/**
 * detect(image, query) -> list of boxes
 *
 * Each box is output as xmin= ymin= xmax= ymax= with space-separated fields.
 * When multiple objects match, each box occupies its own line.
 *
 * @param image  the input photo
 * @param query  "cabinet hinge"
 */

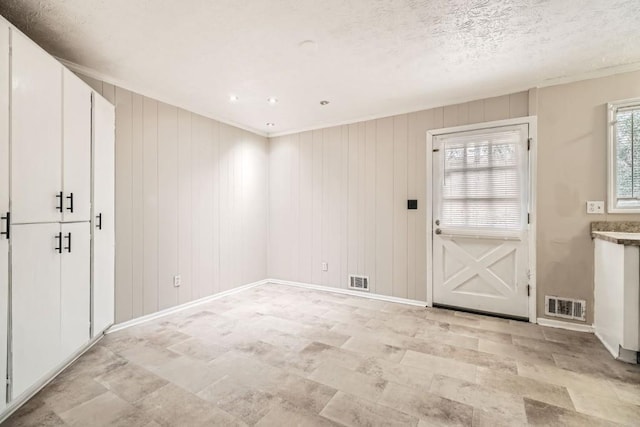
xmin=432 ymin=148 xmax=440 ymax=152
xmin=527 ymin=138 xmax=532 ymax=151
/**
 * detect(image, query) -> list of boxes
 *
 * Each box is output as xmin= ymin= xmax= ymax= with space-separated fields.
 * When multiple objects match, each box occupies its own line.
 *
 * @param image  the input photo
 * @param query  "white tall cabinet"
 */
xmin=92 ymin=94 xmax=116 ymax=336
xmin=0 ymin=18 xmax=10 ymax=413
xmin=0 ymin=16 xmax=115 ymax=416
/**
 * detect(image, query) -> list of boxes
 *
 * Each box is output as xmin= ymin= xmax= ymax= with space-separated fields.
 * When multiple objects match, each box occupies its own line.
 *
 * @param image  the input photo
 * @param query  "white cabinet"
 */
xmin=11 ymin=31 xmax=63 ymax=224
xmin=63 ymin=69 xmax=92 ymax=223
xmin=11 ymin=223 xmax=63 ymax=399
xmin=61 ymin=222 xmax=91 ymax=357
xmin=0 ymin=17 xmax=9 ymax=413
xmin=594 ymin=236 xmax=640 ymax=363
xmin=91 ymin=93 xmax=116 ymax=335
xmin=0 ymin=19 xmax=115 ymax=412
xmin=11 ymin=222 xmax=91 ymax=399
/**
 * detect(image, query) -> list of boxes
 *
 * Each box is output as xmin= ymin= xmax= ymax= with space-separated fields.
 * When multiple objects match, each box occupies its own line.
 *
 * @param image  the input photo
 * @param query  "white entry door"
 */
xmin=432 ymin=124 xmax=530 ymax=319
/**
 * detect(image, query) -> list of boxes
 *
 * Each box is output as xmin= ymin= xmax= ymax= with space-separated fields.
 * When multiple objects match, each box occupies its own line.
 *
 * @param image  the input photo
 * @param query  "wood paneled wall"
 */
xmin=78 ymin=74 xmax=268 ymax=323
xmin=269 ymin=92 xmax=529 ymax=301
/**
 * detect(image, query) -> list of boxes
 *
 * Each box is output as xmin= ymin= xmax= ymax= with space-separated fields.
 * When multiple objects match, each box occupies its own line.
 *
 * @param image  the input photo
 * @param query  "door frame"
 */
xmin=426 ymin=116 xmax=538 ymax=323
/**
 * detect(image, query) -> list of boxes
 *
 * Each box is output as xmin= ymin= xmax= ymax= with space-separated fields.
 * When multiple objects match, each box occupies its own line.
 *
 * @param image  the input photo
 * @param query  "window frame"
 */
xmin=608 ymin=98 xmax=640 ymax=213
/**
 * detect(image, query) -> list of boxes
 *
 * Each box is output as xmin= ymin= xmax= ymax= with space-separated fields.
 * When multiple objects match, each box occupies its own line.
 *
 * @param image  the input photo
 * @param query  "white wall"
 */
xmin=268 ymin=92 xmax=529 ymax=301
xmin=79 ymin=75 xmax=268 ymax=324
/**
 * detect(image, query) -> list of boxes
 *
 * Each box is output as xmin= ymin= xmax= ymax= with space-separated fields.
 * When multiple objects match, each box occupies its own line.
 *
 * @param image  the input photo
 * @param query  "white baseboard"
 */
xmin=595 ymin=331 xmax=619 ymax=359
xmin=0 ymin=333 xmax=104 ymax=424
xmin=537 ymin=317 xmax=594 ymax=333
xmin=107 ymin=279 xmax=268 ymax=334
xmin=266 ymin=278 xmax=428 ymax=307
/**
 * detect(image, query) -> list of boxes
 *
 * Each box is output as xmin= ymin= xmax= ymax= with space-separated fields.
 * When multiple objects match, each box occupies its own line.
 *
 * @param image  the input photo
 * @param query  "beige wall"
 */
xmin=268 ymin=92 xmax=529 ymax=301
xmin=78 ymin=74 xmax=268 ymax=324
xmin=535 ymin=70 xmax=640 ymax=324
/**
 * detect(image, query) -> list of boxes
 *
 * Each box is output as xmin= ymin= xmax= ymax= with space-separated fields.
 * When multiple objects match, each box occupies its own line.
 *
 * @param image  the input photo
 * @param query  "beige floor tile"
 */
xmin=610 ymin=378 xmax=640 ymax=406
xmin=167 ymin=336 xmax=229 ymax=361
xmin=308 ymin=361 xmax=388 ymax=401
xmin=118 ymin=341 xmax=181 ymax=371
xmin=524 ymin=398 xmax=618 ymax=427
xmin=320 ymin=391 xmax=419 ymax=426
xmin=58 ymin=391 xmax=136 ymax=427
xmin=2 ymin=397 xmax=65 ymax=427
xmin=138 ymin=382 xmax=243 ymax=426
xmin=341 ymin=336 xmax=407 ymax=362
xmin=266 ymin=372 xmax=338 ymax=414
xmin=356 ymin=356 xmax=435 ymax=390
xmin=516 ymin=361 xmax=620 ymax=400
xmin=568 ymin=388 xmax=640 ymax=425
xmin=95 ymin=362 xmax=168 ymax=403
xmin=401 ymin=349 xmax=477 ymax=382
xmin=413 ymin=329 xmax=479 ymax=350
xmin=478 ymin=339 xmax=555 ymax=367
xmin=448 ymin=323 xmax=513 ymax=345
xmin=40 ymin=374 xmax=108 ymax=414
xmin=380 ymin=382 xmax=474 ymax=426
xmin=472 ymin=408 xmax=528 ymax=427
xmin=406 ymin=340 xmax=518 ymax=374
xmin=429 ymin=374 xmax=526 ymax=422
xmin=149 ymin=355 xmax=226 ymax=393
xmin=476 ymin=367 xmax=574 ymax=410
xmin=197 ymin=375 xmax=280 ymax=425
xmin=255 ymin=404 xmax=340 ymax=427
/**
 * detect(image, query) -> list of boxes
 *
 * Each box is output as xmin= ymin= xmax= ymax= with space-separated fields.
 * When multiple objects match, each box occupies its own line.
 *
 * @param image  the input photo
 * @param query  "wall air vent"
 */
xmin=349 ymin=275 xmax=369 ymax=292
xmin=545 ymin=295 xmax=586 ymax=321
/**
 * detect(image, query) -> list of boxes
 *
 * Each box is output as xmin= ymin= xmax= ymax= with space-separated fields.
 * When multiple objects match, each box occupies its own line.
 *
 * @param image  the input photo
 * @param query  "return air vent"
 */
xmin=545 ymin=295 xmax=586 ymax=321
xmin=349 ymin=275 xmax=369 ymax=292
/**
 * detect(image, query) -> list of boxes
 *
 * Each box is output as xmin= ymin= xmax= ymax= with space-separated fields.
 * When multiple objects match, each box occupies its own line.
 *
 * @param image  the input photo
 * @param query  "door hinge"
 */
xmin=527 ymin=138 xmax=532 ymax=151
xmin=527 ymin=284 xmax=531 ymax=297
xmin=527 ymin=213 xmax=530 ymax=224
xmin=432 ymin=148 xmax=440 ymax=152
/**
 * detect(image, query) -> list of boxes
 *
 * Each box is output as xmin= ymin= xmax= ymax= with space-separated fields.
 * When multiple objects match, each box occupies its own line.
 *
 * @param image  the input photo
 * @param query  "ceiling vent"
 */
xmin=349 ymin=275 xmax=369 ymax=292
xmin=545 ymin=295 xmax=586 ymax=321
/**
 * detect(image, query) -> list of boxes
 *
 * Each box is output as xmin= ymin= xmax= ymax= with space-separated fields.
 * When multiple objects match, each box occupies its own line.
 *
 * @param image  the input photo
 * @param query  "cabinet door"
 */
xmin=0 ymin=18 xmax=9 ymax=411
xmin=11 ymin=223 xmax=62 ymax=399
xmin=62 ymin=69 xmax=92 ymax=222
xmin=60 ymin=222 xmax=90 ymax=356
xmin=92 ymin=93 xmax=115 ymax=335
xmin=11 ymin=31 xmax=62 ymax=224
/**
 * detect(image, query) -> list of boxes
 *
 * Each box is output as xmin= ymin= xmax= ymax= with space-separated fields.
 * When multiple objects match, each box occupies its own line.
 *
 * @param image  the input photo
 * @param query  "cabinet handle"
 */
xmin=96 ymin=213 xmax=102 ymax=230
xmin=64 ymin=232 xmax=71 ymax=253
xmin=66 ymin=193 xmax=74 ymax=213
xmin=0 ymin=212 xmax=9 ymax=240
xmin=56 ymin=192 xmax=63 ymax=212
xmin=55 ymin=232 xmax=62 ymax=254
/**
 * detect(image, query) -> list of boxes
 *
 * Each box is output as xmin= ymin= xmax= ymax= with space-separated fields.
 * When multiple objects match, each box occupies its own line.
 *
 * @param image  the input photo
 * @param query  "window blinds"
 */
xmin=615 ymin=107 xmax=640 ymax=206
xmin=437 ymin=127 xmax=527 ymax=231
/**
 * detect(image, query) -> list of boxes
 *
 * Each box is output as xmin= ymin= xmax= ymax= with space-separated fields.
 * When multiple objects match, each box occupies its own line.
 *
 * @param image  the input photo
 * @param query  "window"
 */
xmin=609 ymin=99 xmax=640 ymax=212
xmin=436 ymin=124 xmax=529 ymax=232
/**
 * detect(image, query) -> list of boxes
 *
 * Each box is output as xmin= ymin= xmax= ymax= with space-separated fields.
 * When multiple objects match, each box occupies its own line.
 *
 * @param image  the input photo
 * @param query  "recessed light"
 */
xmin=320 ymin=100 xmax=330 ymax=105
xmin=267 ymin=97 xmax=278 ymax=105
xmin=229 ymin=95 xmax=239 ymax=102
xmin=266 ymin=122 xmax=275 ymax=127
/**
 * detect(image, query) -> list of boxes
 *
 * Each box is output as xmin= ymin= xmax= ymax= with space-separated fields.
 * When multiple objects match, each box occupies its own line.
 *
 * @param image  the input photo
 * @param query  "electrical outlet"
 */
xmin=321 ymin=262 xmax=328 ymax=272
xmin=586 ymin=201 xmax=605 ymax=214
xmin=173 ymin=275 xmax=181 ymax=287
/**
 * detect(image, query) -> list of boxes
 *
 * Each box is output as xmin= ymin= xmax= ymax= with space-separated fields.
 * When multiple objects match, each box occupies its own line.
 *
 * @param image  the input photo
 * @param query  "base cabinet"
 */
xmin=11 ymin=222 xmax=90 ymax=399
xmin=11 ymin=223 xmax=63 ymax=398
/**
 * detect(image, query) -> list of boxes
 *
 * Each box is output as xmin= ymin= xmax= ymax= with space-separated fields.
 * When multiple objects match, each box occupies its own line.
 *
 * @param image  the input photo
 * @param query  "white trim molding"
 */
xmin=267 ymin=279 xmax=428 ymax=307
xmin=107 ymin=279 xmax=269 ymax=333
xmin=537 ymin=317 xmax=595 ymax=333
xmin=426 ymin=116 xmax=538 ymax=323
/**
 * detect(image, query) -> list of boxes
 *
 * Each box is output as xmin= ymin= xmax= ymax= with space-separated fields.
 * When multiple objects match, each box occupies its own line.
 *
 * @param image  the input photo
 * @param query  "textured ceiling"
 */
xmin=1 ymin=0 xmax=640 ymax=136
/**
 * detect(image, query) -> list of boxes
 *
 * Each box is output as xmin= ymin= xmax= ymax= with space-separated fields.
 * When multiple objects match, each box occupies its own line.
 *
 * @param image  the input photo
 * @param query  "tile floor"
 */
xmin=3 ymin=284 xmax=640 ymax=426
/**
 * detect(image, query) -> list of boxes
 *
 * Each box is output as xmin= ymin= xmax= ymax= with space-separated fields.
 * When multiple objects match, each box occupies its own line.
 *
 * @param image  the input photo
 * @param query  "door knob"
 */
xmin=435 ymin=228 xmax=442 ymax=235
xmin=435 ymin=219 xmax=440 ymax=226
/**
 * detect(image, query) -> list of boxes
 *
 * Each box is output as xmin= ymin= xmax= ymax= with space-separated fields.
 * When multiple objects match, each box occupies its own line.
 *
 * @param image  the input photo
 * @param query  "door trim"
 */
xmin=426 ymin=116 xmax=538 ymax=323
